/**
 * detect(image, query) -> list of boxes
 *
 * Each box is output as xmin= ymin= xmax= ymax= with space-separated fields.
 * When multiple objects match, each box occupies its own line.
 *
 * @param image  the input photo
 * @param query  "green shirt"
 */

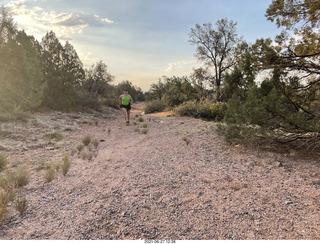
xmin=122 ymin=94 xmax=130 ymax=105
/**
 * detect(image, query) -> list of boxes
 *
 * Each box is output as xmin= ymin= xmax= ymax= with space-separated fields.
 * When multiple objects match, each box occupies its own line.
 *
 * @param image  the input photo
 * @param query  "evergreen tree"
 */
xmin=40 ymin=31 xmax=77 ymax=110
xmin=0 ymin=7 xmax=43 ymax=118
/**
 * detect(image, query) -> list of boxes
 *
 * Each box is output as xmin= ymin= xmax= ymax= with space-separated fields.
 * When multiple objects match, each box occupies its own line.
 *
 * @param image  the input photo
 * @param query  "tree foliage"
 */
xmin=189 ymin=18 xmax=240 ymax=100
xmin=224 ymin=0 xmax=320 ymax=148
xmin=0 ymin=8 xmax=43 ymax=118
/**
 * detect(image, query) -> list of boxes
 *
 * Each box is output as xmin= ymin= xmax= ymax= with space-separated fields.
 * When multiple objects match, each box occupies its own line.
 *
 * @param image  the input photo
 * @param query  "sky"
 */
xmin=3 ymin=0 xmax=281 ymax=91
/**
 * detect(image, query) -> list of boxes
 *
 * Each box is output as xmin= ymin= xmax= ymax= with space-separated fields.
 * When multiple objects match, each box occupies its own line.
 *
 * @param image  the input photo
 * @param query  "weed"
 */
xmin=15 ymin=197 xmax=28 ymax=215
xmin=82 ymin=135 xmax=92 ymax=146
xmin=61 ymin=154 xmax=72 ymax=176
xmin=92 ymin=138 xmax=99 ymax=149
xmin=142 ymin=123 xmax=148 ymax=128
xmin=44 ymin=165 xmax=55 ymax=183
xmin=0 ymin=154 xmax=7 ymax=172
xmin=135 ymin=127 xmax=140 ymax=133
xmin=0 ymin=176 xmax=15 ymax=204
xmin=183 ymin=136 xmax=191 ymax=145
xmin=34 ymin=161 xmax=50 ymax=171
xmin=76 ymin=143 xmax=84 ymax=152
xmin=12 ymin=166 xmax=31 ymax=187
xmin=0 ymin=197 xmax=7 ymax=220
xmin=87 ymin=152 xmax=94 ymax=161
xmin=138 ymin=116 xmax=144 ymax=122
xmin=108 ymin=128 xmax=111 ymax=133
xmin=80 ymin=151 xmax=88 ymax=160
xmin=46 ymin=131 xmax=63 ymax=141
xmin=142 ymin=128 xmax=149 ymax=134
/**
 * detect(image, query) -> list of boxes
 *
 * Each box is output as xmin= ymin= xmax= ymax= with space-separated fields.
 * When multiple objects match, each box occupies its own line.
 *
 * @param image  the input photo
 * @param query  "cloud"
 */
xmin=164 ymin=59 xmax=197 ymax=73
xmin=94 ymin=14 xmax=114 ymax=24
xmin=4 ymin=0 xmax=113 ymax=41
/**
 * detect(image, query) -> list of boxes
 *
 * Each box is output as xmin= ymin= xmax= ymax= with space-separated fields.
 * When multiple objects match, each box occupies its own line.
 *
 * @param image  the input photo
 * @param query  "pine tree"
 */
xmin=40 ymin=31 xmax=78 ymax=110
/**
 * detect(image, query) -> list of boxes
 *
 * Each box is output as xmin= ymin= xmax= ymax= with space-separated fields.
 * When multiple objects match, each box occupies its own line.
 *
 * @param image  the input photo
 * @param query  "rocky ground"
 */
xmin=0 ymin=103 xmax=319 ymax=240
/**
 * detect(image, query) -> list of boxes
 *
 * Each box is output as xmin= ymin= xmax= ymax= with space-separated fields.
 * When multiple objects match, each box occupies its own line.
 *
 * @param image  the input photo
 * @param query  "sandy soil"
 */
xmin=0 ymin=103 xmax=319 ymax=240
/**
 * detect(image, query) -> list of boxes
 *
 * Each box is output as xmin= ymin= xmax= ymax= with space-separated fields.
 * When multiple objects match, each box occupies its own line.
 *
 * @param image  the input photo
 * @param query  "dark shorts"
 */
xmin=120 ymin=103 xmax=131 ymax=111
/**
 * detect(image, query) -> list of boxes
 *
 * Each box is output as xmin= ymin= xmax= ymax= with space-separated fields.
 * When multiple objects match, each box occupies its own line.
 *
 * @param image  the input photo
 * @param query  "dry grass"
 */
xmin=82 ymin=135 xmax=92 ymax=146
xmin=15 ymin=197 xmax=28 ymax=215
xmin=0 ymin=154 xmax=7 ymax=172
xmin=44 ymin=165 xmax=55 ymax=183
xmin=61 ymin=154 xmax=72 ymax=176
xmin=11 ymin=166 xmax=31 ymax=187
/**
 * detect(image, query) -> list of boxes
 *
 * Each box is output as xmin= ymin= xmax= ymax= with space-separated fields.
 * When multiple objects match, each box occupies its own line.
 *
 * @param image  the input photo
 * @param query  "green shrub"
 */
xmin=144 ymin=99 xmax=167 ymax=114
xmin=0 ymin=154 xmax=7 ymax=172
xmin=209 ymin=102 xmax=226 ymax=121
xmin=138 ymin=116 xmax=144 ymax=122
xmin=174 ymin=99 xmax=225 ymax=120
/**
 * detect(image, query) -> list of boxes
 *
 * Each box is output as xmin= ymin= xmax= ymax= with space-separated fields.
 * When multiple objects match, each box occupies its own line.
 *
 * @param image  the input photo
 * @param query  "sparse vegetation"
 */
xmin=92 ymin=138 xmax=99 ymax=149
xmin=0 ymin=154 xmax=7 ymax=172
xmin=44 ymin=165 xmax=55 ymax=183
xmin=82 ymin=135 xmax=92 ymax=146
xmin=11 ymin=166 xmax=31 ymax=187
xmin=46 ymin=131 xmax=63 ymax=141
xmin=77 ymin=143 xmax=84 ymax=152
xmin=0 ymin=198 xmax=7 ymax=220
xmin=61 ymin=154 xmax=72 ymax=176
xmin=15 ymin=197 xmax=28 ymax=215
xmin=138 ymin=116 xmax=144 ymax=122
xmin=183 ymin=136 xmax=191 ymax=145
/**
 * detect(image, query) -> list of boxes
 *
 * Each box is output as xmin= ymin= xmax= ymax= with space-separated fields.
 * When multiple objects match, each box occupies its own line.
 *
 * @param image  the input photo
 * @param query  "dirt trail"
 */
xmin=0 ymin=103 xmax=319 ymax=240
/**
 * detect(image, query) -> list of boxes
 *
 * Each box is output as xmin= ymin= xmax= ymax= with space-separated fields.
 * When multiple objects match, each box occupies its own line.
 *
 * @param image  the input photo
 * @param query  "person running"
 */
xmin=119 ymin=90 xmax=133 ymax=125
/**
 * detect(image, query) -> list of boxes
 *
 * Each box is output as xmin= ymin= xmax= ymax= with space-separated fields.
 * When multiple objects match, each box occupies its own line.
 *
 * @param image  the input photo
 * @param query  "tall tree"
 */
xmin=189 ymin=18 xmax=240 ymax=101
xmin=40 ymin=31 xmax=78 ymax=110
xmin=0 ymin=7 xmax=43 ymax=117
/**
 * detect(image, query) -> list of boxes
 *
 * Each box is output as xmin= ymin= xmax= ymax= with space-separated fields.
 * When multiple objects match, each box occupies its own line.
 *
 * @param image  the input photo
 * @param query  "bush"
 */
xmin=0 ymin=154 xmax=7 ymax=172
xmin=82 ymin=135 xmax=92 ymax=146
xmin=174 ymin=99 xmax=226 ymax=121
xmin=12 ymin=166 xmax=31 ymax=187
xmin=144 ymin=99 xmax=167 ymax=114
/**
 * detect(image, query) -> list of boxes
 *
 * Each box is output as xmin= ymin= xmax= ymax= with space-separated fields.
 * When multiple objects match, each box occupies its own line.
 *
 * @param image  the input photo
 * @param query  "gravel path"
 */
xmin=0 ymin=104 xmax=319 ymax=240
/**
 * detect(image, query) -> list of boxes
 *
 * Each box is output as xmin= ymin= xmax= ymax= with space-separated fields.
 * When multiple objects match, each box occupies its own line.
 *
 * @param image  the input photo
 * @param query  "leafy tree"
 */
xmin=147 ymin=79 xmax=167 ymax=101
xmin=189 ymin=18 xmax=240 ymax=101
xmin=162 ymin=76 xmax=198 ymax=107
xmin=79 ymin=60 xmax=114 ymax=108
xmin=189 ymin=67 xmax=212 ymax=99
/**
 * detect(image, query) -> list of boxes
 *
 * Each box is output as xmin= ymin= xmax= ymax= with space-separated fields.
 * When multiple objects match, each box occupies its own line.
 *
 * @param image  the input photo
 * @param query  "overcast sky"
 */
xmin=3 ymin=0 xmax=281 ymax=90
